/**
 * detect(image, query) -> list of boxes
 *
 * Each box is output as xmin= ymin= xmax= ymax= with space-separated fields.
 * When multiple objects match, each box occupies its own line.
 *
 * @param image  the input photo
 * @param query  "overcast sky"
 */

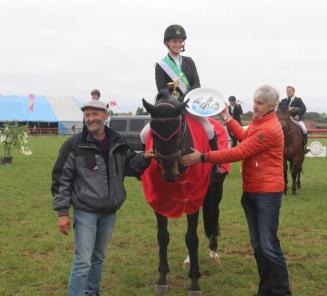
xmin=1 ymin=0 xmax=327 ymax=113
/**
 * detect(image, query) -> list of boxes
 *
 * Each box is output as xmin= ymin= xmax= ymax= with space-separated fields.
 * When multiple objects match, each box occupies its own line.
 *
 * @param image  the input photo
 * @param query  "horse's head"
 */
xmin=143 ymin=90 xmax=189 ymax=182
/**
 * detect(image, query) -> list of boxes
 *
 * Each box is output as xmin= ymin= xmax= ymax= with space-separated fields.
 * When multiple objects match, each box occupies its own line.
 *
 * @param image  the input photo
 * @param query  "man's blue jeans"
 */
xmin=68 ymin=209 xmax=116 ymax=296
xmin=241 ymin=192 xmax=291 ymax=296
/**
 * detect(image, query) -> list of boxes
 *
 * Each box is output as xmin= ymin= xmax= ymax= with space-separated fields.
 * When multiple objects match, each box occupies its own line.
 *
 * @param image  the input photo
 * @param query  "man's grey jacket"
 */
xmin=51 ymin=126 xmax=150 ymax=216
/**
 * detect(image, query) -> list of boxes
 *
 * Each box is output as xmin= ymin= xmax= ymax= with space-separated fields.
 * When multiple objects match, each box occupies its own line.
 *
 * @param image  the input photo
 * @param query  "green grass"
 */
xmin=0 ymin=137 xmax=327 ymax=296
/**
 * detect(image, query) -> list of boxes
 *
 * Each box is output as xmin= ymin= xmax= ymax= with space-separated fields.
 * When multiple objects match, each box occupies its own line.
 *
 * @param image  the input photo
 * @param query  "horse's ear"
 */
xmin=142 ymin=99 xmax=156 ymax=115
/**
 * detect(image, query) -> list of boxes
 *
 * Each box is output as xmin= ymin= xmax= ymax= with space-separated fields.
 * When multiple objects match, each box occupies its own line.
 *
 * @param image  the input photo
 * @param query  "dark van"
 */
xmin=109 ymin=115 xmax=150 ymax=151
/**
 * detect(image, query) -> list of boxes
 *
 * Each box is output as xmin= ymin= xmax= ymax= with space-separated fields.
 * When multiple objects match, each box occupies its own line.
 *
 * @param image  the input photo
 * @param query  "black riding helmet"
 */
xmin=164 ymin=25 xmax=187 ymax=42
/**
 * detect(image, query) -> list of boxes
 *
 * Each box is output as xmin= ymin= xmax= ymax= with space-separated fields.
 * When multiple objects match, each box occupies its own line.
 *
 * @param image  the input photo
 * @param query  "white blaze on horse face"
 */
xmin=253 ymin=98 xmax=271 ymax=119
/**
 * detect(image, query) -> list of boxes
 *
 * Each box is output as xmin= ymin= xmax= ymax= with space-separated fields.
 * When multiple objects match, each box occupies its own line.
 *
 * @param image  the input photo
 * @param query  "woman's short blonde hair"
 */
xmin=254 ymin=85 xmax=280 ymax=110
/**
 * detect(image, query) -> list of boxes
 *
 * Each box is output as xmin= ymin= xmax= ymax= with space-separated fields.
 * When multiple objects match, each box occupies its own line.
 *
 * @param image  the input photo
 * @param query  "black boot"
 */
xmin=209 ymin=133 xmax=218 ymax=151
xmin=303 ymin=133 xmax=310 ymax=154
xmin=136 ymin=143 xmax=147 ymax=181
xmin=208 ymin=133 xmax=219 ymax=180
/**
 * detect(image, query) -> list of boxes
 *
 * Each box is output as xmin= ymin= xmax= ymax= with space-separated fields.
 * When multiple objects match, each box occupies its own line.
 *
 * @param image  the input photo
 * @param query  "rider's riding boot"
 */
xmin=136 ymin=143 xmax=147 ymax=181
xmin=208 ymin=133 xmax=219 ymax=180
xmin=303 ymin=133 xmax=310 ymax=154
xmin=209 ymin=132 xmax=218 ymax=151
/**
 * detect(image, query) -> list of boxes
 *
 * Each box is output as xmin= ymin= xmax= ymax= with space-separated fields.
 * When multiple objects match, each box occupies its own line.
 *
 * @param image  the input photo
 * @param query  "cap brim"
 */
xmin=81 ymin=106 xmax=107 ymax=112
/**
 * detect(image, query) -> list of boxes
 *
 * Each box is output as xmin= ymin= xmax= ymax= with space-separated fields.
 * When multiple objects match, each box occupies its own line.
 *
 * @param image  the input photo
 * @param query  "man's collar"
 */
xmin=86 ymin=133 xmax=105 ymax=144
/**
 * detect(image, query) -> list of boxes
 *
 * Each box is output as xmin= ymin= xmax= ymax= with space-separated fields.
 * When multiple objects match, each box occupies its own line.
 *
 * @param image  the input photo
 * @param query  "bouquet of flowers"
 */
xmin=0 ymin=122 xmax=32 ymax=164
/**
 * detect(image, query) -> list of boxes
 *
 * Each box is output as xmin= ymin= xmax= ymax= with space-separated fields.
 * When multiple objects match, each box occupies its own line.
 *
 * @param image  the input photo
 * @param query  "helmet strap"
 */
xmin=165 ymin=42 xmax=185 ymax=55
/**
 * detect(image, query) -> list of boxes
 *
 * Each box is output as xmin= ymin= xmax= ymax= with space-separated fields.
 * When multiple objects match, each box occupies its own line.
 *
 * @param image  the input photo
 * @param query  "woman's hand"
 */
xmin=180 ymin=148 xmax=202 ymax=166
xmin=219 ymin=103 xmax=232 ymax=122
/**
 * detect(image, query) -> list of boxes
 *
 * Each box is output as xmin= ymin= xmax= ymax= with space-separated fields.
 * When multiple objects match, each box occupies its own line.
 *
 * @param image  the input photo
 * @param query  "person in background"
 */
xmin=279 ymin=86 xmax=309 ymax=153
xmin=91 ymin=89 xmax=101 ymax=100
xmin=227 ymin=96 xmax=243 ymax=147
xmin=181 ymin=85 xmax=292 ymax=296
xmin=51 ymin=100 xmax=153 ymax=296
xmin=71 ymin=125 xmax=76 ymax=135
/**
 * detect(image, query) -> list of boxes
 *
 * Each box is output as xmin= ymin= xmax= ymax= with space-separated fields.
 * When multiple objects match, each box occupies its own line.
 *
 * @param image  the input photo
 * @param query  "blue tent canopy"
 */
xmin=0 ymin=95 xmax=57 ymax=122
xmin=0 ymin=95 xmax=83 ymax=134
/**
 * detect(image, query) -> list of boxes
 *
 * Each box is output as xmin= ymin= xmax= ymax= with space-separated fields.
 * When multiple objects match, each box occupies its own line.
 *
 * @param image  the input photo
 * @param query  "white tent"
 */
xmin=46 ymin=96 xmax=83 ymax=134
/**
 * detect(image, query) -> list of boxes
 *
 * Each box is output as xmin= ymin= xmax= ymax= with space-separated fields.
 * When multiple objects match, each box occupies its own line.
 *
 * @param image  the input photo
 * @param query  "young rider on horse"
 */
xmin=140 ymin=24 xmax=218 ymax=152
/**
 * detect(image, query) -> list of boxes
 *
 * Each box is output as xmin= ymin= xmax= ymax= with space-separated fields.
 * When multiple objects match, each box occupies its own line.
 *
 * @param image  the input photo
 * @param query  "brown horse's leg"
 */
xmin=290 ymin=151 xmax=304 ymax=195
xmin=297 ymin=166 xmax=302 ymax=189
xmin=283 ymin=158 xmax=288 ymax=194
xmin=296 ymin=156 xmax=303 ymax=190
xmin=185 ymin=212 xmax=201 ymax=293
xmin=290 ymin=160 xmax=297 ymax=195
xmin=155 ymin=212 xmax=169 ymax=289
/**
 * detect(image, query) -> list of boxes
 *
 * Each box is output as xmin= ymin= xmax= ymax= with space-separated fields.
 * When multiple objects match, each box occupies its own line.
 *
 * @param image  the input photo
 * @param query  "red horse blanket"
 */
xmin=141 ymin=114 xmax=216 ymax=218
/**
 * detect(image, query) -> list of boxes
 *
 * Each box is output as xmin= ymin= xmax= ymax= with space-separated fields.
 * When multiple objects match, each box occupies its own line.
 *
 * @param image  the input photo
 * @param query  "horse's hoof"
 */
xmin=209 ymin=250 xmax=220 ymax=265
xmin=154 ymin=284 xmax=168 ymax=295
xmin=188 ymin=290 xmax=202 ymax=296
xmin=183 ymin=254 xmax=190 ymax=269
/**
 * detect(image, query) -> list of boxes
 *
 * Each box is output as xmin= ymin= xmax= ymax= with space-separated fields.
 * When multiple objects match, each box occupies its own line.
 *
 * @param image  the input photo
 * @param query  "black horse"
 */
xmin=277 ymin=106 xmax=304 ymax=194
xmin=142 ymin=90 xmax=227 ymax=296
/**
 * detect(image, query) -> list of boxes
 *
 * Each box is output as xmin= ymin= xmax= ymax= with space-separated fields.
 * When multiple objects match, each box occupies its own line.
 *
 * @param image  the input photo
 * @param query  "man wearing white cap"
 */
xmin=51 ymin=100 xmax=153 ymax=296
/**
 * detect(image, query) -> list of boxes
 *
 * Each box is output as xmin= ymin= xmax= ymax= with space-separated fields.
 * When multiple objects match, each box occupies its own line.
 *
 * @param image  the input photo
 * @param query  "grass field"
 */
xmin=0 ymin=136 xmax=327 ymax=296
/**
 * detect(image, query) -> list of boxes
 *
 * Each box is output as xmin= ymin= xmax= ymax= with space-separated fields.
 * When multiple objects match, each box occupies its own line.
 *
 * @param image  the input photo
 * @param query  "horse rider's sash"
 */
xmin=158 ymin=56 xmax=190 ymax=95
xmin=141 ymin=114 xmax=213 ymax=218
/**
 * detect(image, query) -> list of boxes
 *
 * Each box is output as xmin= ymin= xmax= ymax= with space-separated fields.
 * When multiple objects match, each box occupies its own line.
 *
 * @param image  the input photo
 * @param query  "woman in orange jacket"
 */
xmin=181 ymin=85 xmax=292 ymax=296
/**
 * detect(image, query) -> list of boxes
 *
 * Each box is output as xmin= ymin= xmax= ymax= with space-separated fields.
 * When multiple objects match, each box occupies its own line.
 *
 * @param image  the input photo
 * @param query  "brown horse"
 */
xmin=277 ymin=107 xmax=304 ymax=194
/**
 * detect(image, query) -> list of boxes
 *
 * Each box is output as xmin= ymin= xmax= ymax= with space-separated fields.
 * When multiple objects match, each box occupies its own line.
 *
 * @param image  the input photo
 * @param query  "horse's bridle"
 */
xmin=150 ymin=115 xmax=186 ymax=163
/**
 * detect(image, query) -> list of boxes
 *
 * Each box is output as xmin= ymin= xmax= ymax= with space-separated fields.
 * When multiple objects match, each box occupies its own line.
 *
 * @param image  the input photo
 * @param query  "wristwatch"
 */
xmin=200 ymin=153 xmax=206 ymax=162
